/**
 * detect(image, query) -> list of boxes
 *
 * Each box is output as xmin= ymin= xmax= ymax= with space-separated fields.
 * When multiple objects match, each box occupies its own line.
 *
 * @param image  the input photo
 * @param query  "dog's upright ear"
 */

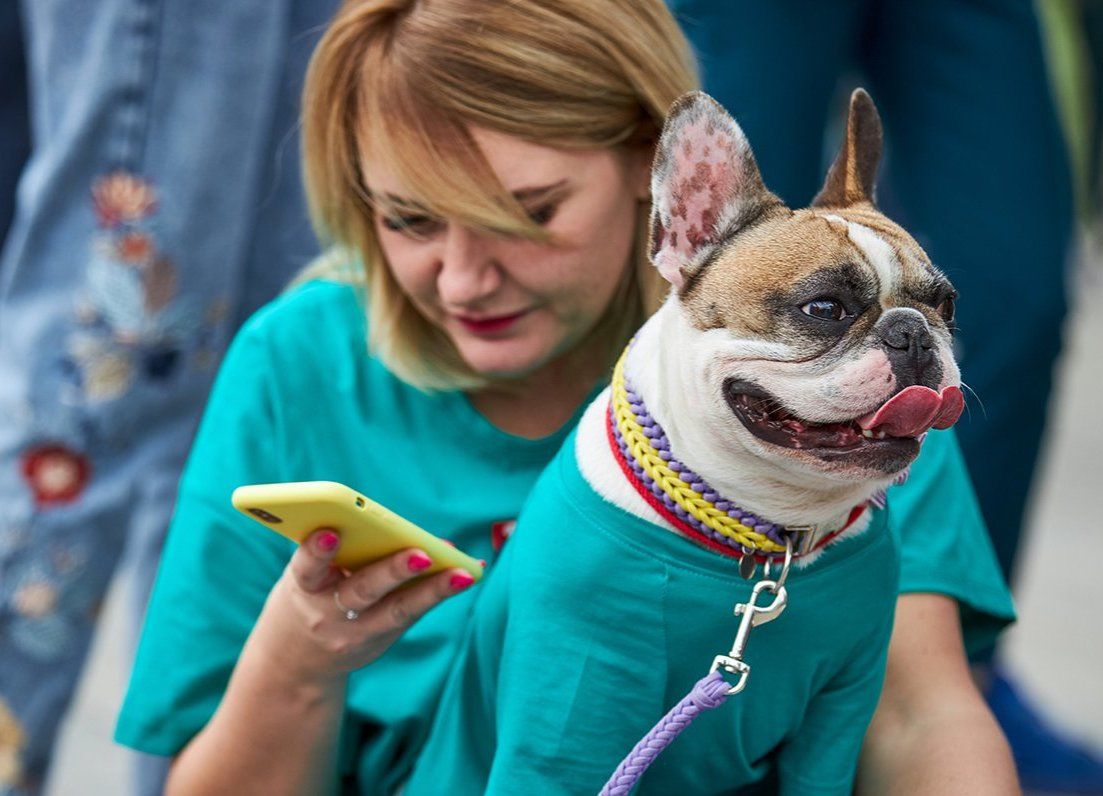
xmin=813 ymin=89 xmax=884 ymax=209
xmin=650 ymin=91 xmax=778 ymax=290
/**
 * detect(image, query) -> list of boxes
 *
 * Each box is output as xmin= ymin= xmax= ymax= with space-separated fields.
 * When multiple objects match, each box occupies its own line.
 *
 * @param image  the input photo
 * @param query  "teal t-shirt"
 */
xmin=405 ymin=438 xmax=899 ymax=796
xmin=113 ymin=280 xmax=592 ymax=793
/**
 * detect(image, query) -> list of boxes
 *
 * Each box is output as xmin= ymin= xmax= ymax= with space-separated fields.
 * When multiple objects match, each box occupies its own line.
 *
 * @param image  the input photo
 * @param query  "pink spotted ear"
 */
xmin=649 ymin=91 xmax=778 ymax=290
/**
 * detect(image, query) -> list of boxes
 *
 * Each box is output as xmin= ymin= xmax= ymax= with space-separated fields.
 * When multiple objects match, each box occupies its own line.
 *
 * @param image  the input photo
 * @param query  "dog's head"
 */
xmin=648 ymin=90 xmax=962 ymax=480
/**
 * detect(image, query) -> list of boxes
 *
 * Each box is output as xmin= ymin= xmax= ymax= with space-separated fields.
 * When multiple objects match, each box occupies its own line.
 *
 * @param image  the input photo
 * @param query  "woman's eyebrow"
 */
xmin=369 ymin=191 xmax=429 ymax=214
xmin=511 ymin=179 xmax=569 ymax=202
xmin=370 ymin=179 xmax=570 ymax=212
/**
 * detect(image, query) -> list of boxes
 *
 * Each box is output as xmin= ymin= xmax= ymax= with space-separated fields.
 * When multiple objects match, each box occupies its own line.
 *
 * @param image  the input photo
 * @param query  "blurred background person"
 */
xmin=0 ymin=1 xmax=339 ymax=793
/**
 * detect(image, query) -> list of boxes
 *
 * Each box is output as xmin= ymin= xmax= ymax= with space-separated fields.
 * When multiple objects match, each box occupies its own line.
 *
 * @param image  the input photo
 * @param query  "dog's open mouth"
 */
xmin=724 ymin=379 xmax=964 ymax=454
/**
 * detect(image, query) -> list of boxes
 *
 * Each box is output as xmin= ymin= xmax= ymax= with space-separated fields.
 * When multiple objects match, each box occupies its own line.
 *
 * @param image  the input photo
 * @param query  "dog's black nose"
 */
xmin=881 ymin=316 xmax=932 ymax=352
xmin=877 ymin=310 xmax=940 ymax=387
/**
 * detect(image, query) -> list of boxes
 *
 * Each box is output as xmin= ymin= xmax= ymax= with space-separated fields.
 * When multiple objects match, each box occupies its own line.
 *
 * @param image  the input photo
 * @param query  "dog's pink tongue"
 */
xmin=858 ymin=385 xmax=965 ymax=437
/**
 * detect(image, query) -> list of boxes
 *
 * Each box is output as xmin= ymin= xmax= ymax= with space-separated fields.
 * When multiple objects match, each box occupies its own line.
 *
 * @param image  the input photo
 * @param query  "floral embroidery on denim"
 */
xmin=1 ymin=544 xmax=94 ymax=662
xmin=70 ymin=170 xmax=224 ymax=393
xmin=19 ymin=172 xmax=227 ymax=458
xmin=19 ymin=444 xmax=91 ymax=506
xmin=0 ymin=695 xmax=26 ymax=789
xmin=92 ymin=171 xmax=157 ymax=226
xmin=63 ymin=334 xmax=134 ymax=401
xmin=11 ymin=582 xmax=57 ymax=620
xmin=115 ymin=229 xmax=154 ymax=263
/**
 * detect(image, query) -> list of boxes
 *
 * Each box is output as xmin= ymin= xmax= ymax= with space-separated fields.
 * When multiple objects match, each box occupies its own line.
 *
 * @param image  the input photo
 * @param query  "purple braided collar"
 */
xmin=612 ymin=372 xmax=792 ymax=549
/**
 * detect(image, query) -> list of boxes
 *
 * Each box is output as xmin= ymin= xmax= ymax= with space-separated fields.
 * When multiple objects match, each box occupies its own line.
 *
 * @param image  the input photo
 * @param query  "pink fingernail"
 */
xmin=316 ymin=531 xmax=339 ymax=552
xmin=450 ymin=572 xmax=475 ymax=591
xmin=408 ymin=552 xmax=432 ymax=572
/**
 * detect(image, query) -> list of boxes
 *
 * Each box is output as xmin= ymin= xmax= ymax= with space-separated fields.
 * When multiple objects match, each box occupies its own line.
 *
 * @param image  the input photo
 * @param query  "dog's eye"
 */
xmin=800 ymin=298 xmax=849 ymax=321
xmin=936 ymin=294 xmax=956 ymax=324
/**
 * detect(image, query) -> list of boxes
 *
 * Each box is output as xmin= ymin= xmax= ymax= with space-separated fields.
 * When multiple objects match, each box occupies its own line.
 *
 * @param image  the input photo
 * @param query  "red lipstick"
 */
xmin=456 ymin=310 xmax=528 ymax=334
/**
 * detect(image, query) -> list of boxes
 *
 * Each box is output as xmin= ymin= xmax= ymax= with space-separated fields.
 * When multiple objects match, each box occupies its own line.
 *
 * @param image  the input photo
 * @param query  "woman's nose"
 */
xmin=437 ymin=224 xmax=502 ymax=306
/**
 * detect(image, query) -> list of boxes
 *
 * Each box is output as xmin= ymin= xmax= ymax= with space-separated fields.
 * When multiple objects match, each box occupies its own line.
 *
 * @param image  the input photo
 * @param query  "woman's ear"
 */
xmin=625 ymin=117 xmax=659 ymax=201
xmin=634 ymin=150 xmax=653 ymax=201
xmin=624 ymin=141 xmax=654 ymax=202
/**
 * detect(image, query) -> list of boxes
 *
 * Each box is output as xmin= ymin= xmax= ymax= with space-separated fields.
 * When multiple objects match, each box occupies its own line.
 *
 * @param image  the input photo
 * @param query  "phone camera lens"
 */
xmin=248 ymin=507 xmax=283 ymax=523
xmin=355 ymin=497 xmax=366 ymax=508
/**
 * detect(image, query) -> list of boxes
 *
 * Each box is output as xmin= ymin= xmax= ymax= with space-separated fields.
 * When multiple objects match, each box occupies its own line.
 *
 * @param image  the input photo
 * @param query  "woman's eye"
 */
xmin=380 ymin=214 xmax=442 ymax=236
xmin=800 ymin=298 xmax=849 ymax=321
xmin=526 ymin=203 xmax=557 ymax=226
xmin=936 ymin=295 xmax=956 ymax=324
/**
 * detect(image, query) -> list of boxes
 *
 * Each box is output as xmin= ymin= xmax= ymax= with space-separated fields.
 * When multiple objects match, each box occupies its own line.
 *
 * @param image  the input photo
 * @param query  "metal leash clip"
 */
xmin=709 ymin=536 xmax=793 ymax=695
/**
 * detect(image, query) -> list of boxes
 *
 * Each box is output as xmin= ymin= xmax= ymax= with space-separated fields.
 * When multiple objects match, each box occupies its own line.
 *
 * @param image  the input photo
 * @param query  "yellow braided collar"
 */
xmin=611 ymin=345 xmax=787 ymax=554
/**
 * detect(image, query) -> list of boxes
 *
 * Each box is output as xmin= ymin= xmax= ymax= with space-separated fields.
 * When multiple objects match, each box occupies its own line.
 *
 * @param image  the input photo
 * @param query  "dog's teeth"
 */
xmin=875 ymin=431 xmax=886 ymax=439
xmin=862 ymin=429 xmax=874 ymax=438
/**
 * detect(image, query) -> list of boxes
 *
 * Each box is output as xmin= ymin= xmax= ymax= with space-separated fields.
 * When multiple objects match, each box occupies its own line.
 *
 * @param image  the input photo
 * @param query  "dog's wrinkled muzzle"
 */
xmin=857 ymin=385 xmax=964 ymax=438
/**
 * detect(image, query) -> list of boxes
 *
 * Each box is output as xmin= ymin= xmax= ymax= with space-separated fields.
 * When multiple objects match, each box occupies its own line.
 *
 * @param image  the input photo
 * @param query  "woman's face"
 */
xmin=361 ymin=127 xmax=651 ymax=379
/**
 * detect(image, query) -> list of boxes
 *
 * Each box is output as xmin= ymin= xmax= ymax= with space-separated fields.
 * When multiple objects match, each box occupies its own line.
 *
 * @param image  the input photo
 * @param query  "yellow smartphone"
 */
xmin=231 ymin=481 xmax=483 ymax=580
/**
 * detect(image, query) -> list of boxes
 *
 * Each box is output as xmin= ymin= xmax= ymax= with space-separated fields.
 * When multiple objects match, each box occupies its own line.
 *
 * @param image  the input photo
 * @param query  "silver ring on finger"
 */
xmin=334 ymin=590 xmax=361 ymax=621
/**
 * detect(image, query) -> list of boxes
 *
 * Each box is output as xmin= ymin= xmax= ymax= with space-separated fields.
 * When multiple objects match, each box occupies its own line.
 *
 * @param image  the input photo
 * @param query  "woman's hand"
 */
xmin=167 ymin=528 xmax=476 ymax=795
xmin=255 ymin=528 xmax=476 ymax=683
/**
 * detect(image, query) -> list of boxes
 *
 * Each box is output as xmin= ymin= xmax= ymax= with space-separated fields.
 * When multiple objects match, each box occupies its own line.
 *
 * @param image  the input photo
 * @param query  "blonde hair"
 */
xmin=301 ymin=0 xmax=698 ymax=390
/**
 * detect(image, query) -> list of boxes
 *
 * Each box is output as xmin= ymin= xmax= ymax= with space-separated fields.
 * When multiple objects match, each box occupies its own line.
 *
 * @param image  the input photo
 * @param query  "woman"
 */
xmin=114 ymin=0 xmax=1017 ymax=793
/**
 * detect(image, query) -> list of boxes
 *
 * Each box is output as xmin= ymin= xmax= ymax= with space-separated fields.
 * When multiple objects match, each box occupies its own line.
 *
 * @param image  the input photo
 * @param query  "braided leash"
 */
xmin=599 ymin=671 xmax=731 ymax=796
xmin=597 ymin=549 xmax=792 ymax=795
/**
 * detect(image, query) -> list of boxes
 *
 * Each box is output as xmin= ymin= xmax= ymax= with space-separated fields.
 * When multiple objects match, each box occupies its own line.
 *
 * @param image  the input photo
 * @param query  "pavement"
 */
xmin=42 ymin=258 xmax=1103 ymax=794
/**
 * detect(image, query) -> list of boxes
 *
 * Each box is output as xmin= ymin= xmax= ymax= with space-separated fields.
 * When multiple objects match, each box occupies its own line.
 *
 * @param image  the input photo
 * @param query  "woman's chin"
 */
xmin=454 ymin=337 xmax=558 ymax=381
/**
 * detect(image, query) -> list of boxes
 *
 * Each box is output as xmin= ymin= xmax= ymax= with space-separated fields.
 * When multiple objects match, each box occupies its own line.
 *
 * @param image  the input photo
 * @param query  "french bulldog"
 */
xmin=579 ymin=88 xmax=963 ymax=550
xmin=405 ymin=89 xmax=965 ymax=795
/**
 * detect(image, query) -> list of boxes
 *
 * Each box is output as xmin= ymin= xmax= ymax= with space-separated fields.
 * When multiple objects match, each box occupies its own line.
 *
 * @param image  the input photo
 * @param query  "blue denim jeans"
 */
xmin=0 ymin=1 xmax=336 ymax=792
